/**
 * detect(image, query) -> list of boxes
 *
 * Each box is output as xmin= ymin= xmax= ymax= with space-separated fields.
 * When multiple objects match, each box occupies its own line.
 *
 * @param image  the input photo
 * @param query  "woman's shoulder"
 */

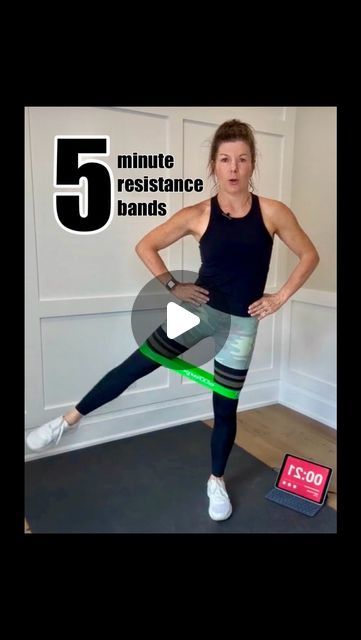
xmin=258 ymin=195 xmax=284 ymax=211
xmin=258 ymin=196 xmax=296 ymax=235
xmin=174 ymin=198 xmax=211 ymax=225
xmin=173 ymin=199 xmax=211 ymax=239
xmin=183 ymin=198 xmax=211 ymax=216
xmin=258 ymin=195 xmax=292 ymax=220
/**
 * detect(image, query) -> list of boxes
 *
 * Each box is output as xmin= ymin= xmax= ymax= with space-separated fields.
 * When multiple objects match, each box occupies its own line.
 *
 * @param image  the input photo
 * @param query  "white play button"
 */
xmin=166 ymin=302 xmax=200 ymax=339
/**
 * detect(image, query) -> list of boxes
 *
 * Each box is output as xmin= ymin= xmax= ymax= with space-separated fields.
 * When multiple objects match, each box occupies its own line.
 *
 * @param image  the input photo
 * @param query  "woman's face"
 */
xmin=214 ymin=140 xmax=253 ymax=193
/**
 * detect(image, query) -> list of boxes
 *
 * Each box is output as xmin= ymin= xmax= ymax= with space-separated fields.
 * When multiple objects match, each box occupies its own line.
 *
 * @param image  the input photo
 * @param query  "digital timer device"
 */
xmin=266 ymin=453 xmax=333 ymax=517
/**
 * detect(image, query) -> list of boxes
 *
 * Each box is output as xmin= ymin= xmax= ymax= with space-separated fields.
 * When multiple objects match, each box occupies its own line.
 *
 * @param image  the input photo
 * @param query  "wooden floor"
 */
xmin=25 ymin=403 xmax=336 ymax=532
xmin=205 ymin=403 xmax=337 ymax=510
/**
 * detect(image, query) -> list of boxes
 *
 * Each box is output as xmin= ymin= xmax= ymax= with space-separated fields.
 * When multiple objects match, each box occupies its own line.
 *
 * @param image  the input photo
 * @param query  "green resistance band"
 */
xmin=139 ymin=342 xmax=239 ymax=399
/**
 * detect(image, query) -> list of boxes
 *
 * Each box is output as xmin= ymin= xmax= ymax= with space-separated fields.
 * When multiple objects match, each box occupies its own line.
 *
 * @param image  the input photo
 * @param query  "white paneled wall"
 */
xmin=25 ymin=106 xmax=335 ymax=461
xmin=280 ymin=290 xmax=336 ymax=428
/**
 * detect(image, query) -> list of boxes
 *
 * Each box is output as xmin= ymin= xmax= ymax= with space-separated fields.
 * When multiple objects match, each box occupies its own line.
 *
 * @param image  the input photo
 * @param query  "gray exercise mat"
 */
xmin=25 ymin=421 xmax=337 ymax=533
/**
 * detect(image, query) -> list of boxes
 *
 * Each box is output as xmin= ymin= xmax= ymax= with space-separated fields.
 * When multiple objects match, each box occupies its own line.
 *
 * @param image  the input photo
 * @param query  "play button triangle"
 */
xmin=166 ymin=302 xmax=200 ymax=339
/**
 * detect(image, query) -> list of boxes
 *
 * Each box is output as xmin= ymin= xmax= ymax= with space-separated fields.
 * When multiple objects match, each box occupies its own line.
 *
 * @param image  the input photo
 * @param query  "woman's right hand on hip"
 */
xmin=172 ymin=283 xmax=209 ymax=306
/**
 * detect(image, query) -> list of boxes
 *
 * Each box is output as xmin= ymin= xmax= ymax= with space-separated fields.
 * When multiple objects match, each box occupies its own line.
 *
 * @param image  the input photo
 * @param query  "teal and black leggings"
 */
xmin=76 ymin=304 xmax=259 ymax=477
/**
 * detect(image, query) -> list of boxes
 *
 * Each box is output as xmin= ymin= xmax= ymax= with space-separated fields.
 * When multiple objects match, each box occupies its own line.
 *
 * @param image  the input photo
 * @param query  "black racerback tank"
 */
xmin=195 ymin=193 xmax=273 ymax=316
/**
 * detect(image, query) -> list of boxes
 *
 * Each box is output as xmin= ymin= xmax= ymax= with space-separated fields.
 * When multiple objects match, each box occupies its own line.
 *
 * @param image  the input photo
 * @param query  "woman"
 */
xmin=26 ymin=119 xmax=319 ymax=521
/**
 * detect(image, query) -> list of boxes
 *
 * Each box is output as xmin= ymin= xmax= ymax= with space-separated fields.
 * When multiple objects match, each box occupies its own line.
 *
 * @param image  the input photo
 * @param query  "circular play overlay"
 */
xmin=131 ymin=270 xmax=232 ymax=368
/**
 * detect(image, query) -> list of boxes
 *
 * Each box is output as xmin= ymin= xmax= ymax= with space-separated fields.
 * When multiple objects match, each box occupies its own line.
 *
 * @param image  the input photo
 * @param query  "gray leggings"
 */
xmin=156 ymin=301 xmax=259 ymax=372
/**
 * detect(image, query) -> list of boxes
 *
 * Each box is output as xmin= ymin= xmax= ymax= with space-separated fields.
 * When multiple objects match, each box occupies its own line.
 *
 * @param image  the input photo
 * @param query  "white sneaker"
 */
xmin=207 ymin=476 xmax=232 ymax=521
xmin=26 ymin=416 xmax=73 ymax=451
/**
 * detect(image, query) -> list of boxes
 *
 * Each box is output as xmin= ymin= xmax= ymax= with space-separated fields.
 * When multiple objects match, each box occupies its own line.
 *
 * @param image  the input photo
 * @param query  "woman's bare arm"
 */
xmin=249 ymin=200 xmax=319 ymax=319
xmin=135 ymin=207 xmax=194 ymax=284
xmin=135 ymin=205 xmax=209 ymax=304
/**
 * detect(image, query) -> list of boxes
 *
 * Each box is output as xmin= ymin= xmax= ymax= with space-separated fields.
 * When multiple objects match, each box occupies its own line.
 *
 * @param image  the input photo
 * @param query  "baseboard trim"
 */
xmin=279 ymin=382 xmax=336 ymax=429
xmin=25 ymin=381 xmax=279 ymax=460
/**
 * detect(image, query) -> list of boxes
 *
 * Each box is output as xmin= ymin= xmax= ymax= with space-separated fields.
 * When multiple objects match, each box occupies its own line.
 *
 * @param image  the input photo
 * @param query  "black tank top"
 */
xmin=195 ymin=194 xmax=273 ymax=316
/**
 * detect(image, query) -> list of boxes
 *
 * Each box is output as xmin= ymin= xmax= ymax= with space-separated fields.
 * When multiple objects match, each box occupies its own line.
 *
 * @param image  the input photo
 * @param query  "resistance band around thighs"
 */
xmin=139 ymin=342 xmax=239 ymax=399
